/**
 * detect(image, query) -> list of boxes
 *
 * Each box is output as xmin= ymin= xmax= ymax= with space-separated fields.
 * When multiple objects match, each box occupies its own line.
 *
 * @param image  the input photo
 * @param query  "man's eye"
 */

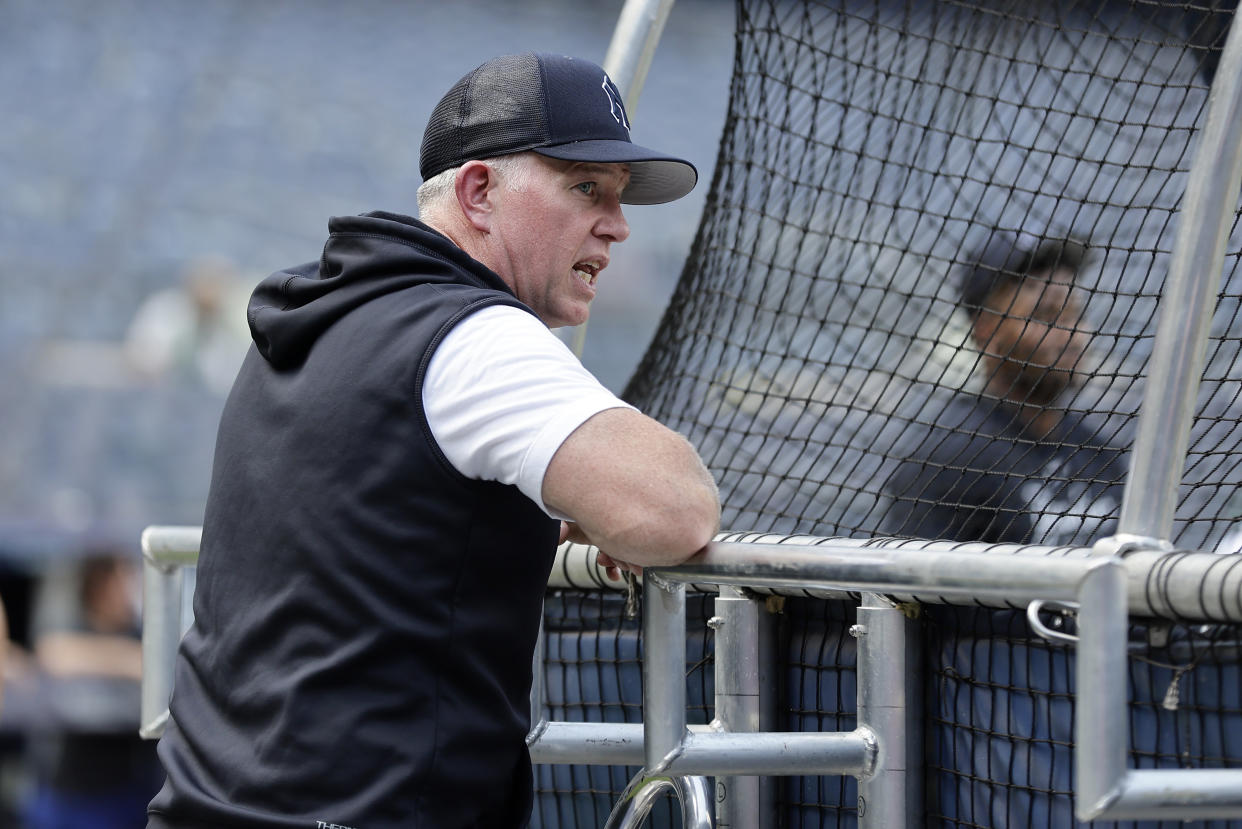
xmin=575 ymin=182 xmax=597 ymax=196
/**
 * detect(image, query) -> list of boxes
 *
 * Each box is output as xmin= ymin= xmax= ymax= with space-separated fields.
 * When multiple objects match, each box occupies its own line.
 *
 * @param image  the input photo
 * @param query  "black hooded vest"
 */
xmin=148 ymin=212 xmax=560 ymax=829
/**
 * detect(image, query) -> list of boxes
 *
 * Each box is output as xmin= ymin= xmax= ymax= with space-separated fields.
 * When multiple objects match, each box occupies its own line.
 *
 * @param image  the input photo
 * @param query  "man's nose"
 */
xmin=598 ymin=200 xmax=630 ymax=243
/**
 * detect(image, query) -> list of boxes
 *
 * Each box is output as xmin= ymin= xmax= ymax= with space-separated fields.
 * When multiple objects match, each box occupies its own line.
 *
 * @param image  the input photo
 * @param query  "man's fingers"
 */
xmin=596 ymin=550 xmax=643 ymax=580
xmin=596 ymin=551 xmax=622 ymax=581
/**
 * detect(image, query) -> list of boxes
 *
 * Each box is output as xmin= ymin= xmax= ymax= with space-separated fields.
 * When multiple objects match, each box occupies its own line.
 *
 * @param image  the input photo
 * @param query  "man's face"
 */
xmin=972 ymin=268 xmax=1091 ymax=406
xmin=488 ymin=156 xmax=631 ymax=328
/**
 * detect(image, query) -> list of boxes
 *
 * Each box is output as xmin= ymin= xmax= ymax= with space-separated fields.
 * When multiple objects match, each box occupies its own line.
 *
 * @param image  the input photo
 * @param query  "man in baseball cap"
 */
xmin=147 ymin=53 xmax=718 ymax=829
xmin=884 ymin=232 xmax=1125 ymax=547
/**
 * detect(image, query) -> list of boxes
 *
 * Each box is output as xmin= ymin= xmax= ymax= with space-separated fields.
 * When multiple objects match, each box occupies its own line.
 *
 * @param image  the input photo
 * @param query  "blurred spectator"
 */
xmin=0 ymin=591 xmax=36 ymax=722
xmin=884 ymin=234 xmax=1127 ymax=546
xmin=125 ymin=257 xmax=251 ymax=395
xmin=24 ymin=550 xmax=161 ymax=829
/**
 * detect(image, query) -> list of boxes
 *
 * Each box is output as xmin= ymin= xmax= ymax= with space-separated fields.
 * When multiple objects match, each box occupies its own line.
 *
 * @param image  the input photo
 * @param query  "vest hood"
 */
xmin=247 ymin=211 xmax=514 ymax=369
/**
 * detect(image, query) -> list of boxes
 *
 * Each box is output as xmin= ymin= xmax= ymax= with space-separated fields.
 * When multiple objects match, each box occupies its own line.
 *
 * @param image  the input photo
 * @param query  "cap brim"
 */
xmin=534 ymin=140 xmax=698 ymax=205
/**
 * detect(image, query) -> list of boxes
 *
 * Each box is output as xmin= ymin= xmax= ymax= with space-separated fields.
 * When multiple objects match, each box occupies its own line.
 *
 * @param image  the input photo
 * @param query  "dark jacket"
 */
xmin=884 ymin=394 xmax=1126 ymax=546
xmin=148 ymin=211 xmax=560 ymax=829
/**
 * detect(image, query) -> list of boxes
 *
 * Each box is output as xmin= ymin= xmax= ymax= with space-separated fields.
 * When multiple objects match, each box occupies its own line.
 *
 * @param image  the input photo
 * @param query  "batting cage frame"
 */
xmin=141 ymin=0 xmax=1242 ymax=826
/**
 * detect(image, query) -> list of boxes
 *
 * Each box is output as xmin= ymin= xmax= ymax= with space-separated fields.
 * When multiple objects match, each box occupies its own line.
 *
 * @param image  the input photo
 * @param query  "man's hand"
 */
xmin=594 ymin=550 xmax=643 ymax=581
xmin=559 ymin=521 xmax=643 ymax=581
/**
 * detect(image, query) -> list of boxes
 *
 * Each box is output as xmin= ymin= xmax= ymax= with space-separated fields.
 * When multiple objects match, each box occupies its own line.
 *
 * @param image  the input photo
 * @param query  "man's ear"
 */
xmin=455 ymin=161 xmax=496 ymax=232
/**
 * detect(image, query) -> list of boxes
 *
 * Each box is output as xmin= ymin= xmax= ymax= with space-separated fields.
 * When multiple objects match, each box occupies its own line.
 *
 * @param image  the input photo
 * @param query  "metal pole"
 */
xmin=139 ymin=526 xmax=194 ymax=739
xmin=529 ymin=722 xmax=646 ymax=766
xmin=602 ymin=0 xmax=677 ymax=112
xmin=553 ymin=537 xmax=1242 ymax=622
xmin=538 ymin=720 xmax=877 ymax=777
xmin=571 ymin=0 xmax=678 ymax=358
xmin=141 ymin=524 xmax=203 ymax=568
xmin=1073 ymin=558 xmax=1130 ymax=819
xmin=153 ymin=530 xmax=1242 ymax=620
xmin=855 ymin=593 xmax=921 ymax=829
xmin=664 ymin=729 xmax=873 ymax=777
xmin=1075 ymin=548 xmax=1242 ymax=820
xmin=139 ymin=559 xmax=182 ymax=739
xmin=644 ymin=572 xmax=689 ymax=771
xmin=527 ymin=614 xmax=548 ymax=747
xmin=1101 ymin=769 xmax=1242 ymax=819
xmin=711 ymin=587 xmax=763 ymax=829
xmin=674 ymin=541 xmax=1089 ymax=602
xmin=1117 ymin=3 xmax=1242 ymax=543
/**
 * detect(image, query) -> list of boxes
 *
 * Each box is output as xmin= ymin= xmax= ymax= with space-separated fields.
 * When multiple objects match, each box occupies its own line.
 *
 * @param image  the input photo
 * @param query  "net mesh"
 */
xmin=923 ymin=608 xmax=1242 ymax=828
xmin=625 ymin=0 xmax=1242 ymax=552
xmin=533 ymin=591 xmax=716 ymax=827
xmin=535 ymin=0 xmax=1242 ymax=825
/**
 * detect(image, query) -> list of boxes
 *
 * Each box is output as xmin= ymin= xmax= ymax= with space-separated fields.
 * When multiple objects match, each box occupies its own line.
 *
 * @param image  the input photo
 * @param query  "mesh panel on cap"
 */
xmin=419 ymin=54 xmax=549 ymax=180
xmin=419 ymin=72 xmax=472 ymax=179
xmin=459 ymin=54 xmax=548 ymax=158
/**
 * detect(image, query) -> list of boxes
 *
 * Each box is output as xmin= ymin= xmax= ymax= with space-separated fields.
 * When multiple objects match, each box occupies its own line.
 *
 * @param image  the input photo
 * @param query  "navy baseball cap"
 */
xmin=419 ymin=52 xmax=698 ymax=205
xmin=958 ymin=232 xmax=1089 ymax=316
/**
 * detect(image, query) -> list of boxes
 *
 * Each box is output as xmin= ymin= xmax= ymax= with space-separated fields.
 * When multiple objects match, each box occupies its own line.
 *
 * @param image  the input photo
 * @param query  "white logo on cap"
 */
xmin=602 ymin=75 xmax=630 ymax=133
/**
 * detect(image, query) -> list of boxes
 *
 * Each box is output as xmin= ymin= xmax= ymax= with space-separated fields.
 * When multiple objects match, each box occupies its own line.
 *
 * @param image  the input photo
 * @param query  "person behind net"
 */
xmin=883 ymin=234 xmax=1126 ymax=546
xmin=146 ymin=52 xmax=720 ymax=829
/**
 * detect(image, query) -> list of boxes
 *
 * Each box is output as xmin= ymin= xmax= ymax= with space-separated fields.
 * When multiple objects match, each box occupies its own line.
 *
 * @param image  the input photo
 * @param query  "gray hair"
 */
xmin=416 ymin=152 xmax=538 ymax=218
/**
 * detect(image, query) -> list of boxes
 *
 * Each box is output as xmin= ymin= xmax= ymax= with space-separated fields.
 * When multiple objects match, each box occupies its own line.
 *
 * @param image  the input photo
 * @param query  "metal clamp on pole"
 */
xmin=1026 ymin=599 xmax=1080 ymax=646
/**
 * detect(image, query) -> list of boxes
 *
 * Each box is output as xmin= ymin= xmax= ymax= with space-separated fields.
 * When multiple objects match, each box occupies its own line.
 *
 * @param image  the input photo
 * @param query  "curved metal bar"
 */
xmin=1116 ymin=0 xmax=1242 ymax=543
xmin=141 ymin=524 xmax=203 ymax=569
xmin=139 ymin=525 xmax=196 ymax=738
xmin=604 ymin=769 xmax=714 ymax=829
xmin=1026 ymin=599 xmax=1080 ymax=645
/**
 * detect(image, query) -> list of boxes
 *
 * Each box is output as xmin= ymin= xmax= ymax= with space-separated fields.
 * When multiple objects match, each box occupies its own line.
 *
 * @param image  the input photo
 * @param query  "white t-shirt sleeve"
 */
xmin=423 ymin=304 xmax=635 ymax=518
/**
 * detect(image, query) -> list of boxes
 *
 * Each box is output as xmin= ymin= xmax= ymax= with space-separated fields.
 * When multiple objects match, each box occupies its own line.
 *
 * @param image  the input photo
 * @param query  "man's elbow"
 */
xmin=652 ymin=483 xmax=720 ymax=565
xmin=689 ymin=486 xmax=722 ymax=551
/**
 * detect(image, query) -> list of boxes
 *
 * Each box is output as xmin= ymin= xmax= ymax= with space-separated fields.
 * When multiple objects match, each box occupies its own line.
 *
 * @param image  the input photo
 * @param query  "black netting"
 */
xmin=779 ymin=597 xmax=859 ymax=826
xmin=626 ymin=0 xmax=1242 ymax=552
xmin=535 ymin=1 xmax=1242 ymax=825
xmin=533 ymin=590 xmax=715 ymax=828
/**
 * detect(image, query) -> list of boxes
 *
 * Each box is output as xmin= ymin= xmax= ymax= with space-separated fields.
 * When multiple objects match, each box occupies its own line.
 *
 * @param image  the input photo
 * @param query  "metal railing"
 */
xmin=141 ymin=528 xmax=1242 ymax=826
